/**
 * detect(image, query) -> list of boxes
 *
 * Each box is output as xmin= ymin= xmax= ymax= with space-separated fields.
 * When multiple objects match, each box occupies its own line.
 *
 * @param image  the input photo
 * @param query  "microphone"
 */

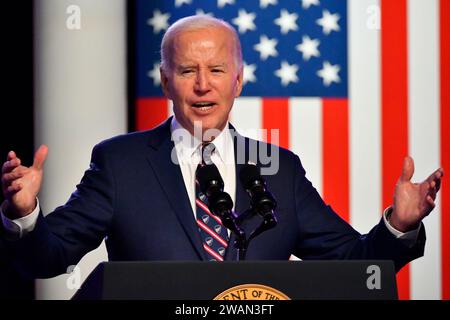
xmin=196 ymin=165 xmax=244 ymax=238
xmin=239 ymin=164 xmax=278 ymax=222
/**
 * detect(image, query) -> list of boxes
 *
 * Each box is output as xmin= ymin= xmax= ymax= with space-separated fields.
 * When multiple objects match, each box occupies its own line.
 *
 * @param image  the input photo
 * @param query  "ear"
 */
xmin=160 ymin=67 xmax=172 ymax=99
xmin=235 ymin=65 xmax=244 ymax=97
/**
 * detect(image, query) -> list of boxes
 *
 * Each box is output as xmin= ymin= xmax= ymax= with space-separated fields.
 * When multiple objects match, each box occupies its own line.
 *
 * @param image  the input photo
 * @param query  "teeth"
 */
xmin=193 ymin=102 xmax=214 ymax=107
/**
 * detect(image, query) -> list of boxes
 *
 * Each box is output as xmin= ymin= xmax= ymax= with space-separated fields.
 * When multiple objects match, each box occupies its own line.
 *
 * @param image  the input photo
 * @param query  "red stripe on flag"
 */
xmin=322 ymin=98 xmax=349 ymax=222
xmin=381 ymin=0 xmax=410 ymax=300
xmin=262 ymin=98 xmax=289 ymax=149
xmin=440 ymin=0 xmax=450 ymax=300
xmin=136 ymin=98 xmax=168 ymax=131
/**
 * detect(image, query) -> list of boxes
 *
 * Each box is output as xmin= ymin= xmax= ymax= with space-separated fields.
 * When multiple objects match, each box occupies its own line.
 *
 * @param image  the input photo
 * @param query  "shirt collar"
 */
xmin=170 ymin=116 xmax=232 ymax=164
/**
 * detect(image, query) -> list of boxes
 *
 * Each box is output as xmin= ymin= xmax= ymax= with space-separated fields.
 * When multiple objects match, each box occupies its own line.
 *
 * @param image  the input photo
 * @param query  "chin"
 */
xmin=206 ymin=120 xmax=227 ymax=131
xmin=200 ymin=122 xmax=226 ymax=140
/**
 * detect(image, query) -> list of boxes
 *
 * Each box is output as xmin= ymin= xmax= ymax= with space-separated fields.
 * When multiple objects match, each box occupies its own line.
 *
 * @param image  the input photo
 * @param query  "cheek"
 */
xmin=169 ymin=82 xmax=188 ymax=102
xmin=226 ymin=77 xmax=241 ymax=94
xmin=214 ymin=79 xmax=236 ymax=97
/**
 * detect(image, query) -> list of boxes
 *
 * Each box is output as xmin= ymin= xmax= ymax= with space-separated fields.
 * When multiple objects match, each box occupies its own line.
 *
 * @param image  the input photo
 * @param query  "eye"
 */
xmin=211 ymin=68 xmax=224 ymax=73
xmin=181 ymin=69 xmax=194 ymax=75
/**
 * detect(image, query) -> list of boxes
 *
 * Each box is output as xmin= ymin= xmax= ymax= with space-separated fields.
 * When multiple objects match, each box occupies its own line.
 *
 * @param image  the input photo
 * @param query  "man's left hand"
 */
xmin=390 ymin=156 xmax=444 ymax=232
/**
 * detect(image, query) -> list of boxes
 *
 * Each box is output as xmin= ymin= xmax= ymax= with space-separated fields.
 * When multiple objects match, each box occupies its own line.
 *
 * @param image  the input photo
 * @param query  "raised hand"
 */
xmin=390 ymin=156 xmax=444 ymax=232
xmin=1 ymin=145 xmax=48 ymax=219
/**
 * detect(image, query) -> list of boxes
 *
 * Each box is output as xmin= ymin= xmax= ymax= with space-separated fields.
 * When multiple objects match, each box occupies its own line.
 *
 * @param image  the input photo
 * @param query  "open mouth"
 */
xmin=191 ymin=102 xmax=216 ymax=110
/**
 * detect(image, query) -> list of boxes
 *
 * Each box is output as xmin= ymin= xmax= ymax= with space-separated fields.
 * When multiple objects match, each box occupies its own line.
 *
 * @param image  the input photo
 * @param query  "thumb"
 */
xmin=33 ymin=144 xmax=48 ymax=170
xmin=400 ymin=156 xmax=414 ymax=182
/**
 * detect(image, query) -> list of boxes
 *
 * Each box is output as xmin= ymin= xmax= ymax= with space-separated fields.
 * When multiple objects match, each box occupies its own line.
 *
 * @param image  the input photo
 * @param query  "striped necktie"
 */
xmin=195 ymin=143 xmax=229 ymax=261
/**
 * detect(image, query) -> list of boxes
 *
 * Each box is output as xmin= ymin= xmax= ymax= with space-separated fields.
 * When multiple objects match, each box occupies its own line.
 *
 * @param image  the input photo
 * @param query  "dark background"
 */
xmin=0 ymin=1 xmax=35 ymax=299
xmin=0 ymin=0 xmax=137 ymax=300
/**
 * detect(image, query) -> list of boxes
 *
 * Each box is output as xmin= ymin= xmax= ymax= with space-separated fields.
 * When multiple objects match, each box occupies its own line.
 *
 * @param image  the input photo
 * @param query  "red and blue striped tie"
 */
xmin=195 ymin=143 xmax=229 ymax=261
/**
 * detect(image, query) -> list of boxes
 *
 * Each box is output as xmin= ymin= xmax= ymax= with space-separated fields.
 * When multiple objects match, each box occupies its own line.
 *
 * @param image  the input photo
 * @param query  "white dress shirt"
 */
xmin=1 ymin=116 xmax=420 ymax=247
xmin=170 ymin=117 xmax=236 ymax=219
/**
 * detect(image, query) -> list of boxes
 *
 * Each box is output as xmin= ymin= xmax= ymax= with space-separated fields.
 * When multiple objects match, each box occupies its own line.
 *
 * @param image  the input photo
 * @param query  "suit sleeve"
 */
xmin=0 ymin=143 xmax=115 ymax=279
xmin=291 ymin=155 xmax=426 ymax=272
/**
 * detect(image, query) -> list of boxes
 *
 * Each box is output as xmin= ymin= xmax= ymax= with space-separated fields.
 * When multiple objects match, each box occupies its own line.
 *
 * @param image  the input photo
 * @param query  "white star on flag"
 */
xmin=196 ymin=9 xmax=214 ymax=17
xmin=296 ymin=35 xmax=320 ymax=60
xmin=275 ymin=61 xmax=299 ymax=86
xmin=316 ymin=10 xmax=340 ymax=35
xmin=174 ymin=0 xmax=192 ymax=8
xmin=217 ymin=0 xmax=235 ymax=8
xmin=254 ymin=35 xmax=278 ymax=60
xmin=147 ymin=9 xmax=170 ymax=34
xmin=232 ymin=9 xmax=257 ymax=34
xmin=260 ymin=0 xmax=278 ymax=8
xmin=147 ymin=63 xmax=161 ymax=86
xmin=301 ymin=0 xmax=320 ymax=9
xmin=274 ymin=9 xmax=299 ymax=34
xmin=243 ymin=62 xmax=257 ymax=84
xmin=317 ymin=61 xmax=340 ymax=86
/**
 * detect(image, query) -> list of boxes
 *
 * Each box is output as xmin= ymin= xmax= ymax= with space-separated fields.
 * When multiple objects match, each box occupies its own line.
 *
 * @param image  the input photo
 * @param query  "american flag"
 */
xmin=134 ymin=0 xmax=449 ymax=300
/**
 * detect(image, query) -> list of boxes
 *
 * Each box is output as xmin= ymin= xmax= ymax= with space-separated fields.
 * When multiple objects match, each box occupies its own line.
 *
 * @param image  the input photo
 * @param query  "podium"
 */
xmin=72 ymin=261 xmax=398 ymax=300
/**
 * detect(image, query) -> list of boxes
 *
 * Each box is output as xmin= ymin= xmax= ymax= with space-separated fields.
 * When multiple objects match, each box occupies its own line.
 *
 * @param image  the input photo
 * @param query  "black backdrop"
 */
xmin=0 ymin=0 xmax=138 ymax=300
xmin=0 ymin=1 xmax=35 ymax=299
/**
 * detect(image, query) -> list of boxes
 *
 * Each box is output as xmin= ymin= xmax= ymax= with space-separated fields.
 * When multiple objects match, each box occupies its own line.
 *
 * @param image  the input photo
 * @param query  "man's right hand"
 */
xmin=1 ymin=145 xmax=48 ymax=219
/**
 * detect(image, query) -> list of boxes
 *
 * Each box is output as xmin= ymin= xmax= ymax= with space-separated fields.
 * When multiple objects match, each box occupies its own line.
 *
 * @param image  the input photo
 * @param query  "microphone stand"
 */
xmin=234 ymin=235 xmax=248 ymax=261
xmin=218 ymin=211 xmax=247 ymax=261
xmin=231 ymin=208 xmax=277 ymax=261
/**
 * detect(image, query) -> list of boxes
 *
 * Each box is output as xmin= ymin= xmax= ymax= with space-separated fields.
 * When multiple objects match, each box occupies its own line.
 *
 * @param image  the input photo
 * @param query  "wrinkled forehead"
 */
xmin=169 ymin=27 xmax=238 ymax=67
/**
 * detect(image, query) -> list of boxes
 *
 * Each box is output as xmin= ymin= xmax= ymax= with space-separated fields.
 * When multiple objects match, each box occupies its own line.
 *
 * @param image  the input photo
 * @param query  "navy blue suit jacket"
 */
xmin=2 ymin=118 xmax=425 ymax=278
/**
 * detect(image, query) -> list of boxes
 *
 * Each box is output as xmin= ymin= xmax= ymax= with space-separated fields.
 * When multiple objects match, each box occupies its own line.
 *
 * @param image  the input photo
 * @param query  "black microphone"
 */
xmin=196 ymin=165 xmax=244 ymax=238
xmin=239 ymin=164 xmax=278 ymax=222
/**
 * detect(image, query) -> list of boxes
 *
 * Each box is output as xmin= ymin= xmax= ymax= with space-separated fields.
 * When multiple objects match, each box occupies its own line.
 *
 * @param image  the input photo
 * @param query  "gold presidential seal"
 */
xmin=214 ymin=284 xmax=290 ymax=300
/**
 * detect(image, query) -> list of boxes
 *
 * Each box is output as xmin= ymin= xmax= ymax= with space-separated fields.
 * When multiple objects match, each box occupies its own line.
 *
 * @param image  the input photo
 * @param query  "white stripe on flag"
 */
xmin=231 ymin=97 xmax=262 ymax=140
xmin=408 ymin=0 xmax=441 ymax=300
xmin=348 ymin=0 xmax=382 ymax=233
xmin=289 ymin=98 xmax=323 ymax=195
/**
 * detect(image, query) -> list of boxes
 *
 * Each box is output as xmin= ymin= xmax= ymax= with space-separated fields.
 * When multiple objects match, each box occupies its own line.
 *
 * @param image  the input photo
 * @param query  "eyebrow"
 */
xmin=177 ymin=64 xmax=195 ymax=70
xmin=209 ymin=64 xmax=227 ymax=69
xmin=176 ymin=63 xmax=228 ymax=69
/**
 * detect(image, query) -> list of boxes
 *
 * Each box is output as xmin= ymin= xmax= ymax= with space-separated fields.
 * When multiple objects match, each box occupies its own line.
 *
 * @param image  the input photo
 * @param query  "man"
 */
xmin=0 ymin=16 xmax=443 ymax=278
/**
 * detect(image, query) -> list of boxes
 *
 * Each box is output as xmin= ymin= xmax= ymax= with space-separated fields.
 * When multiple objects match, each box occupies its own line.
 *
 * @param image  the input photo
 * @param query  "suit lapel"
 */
xmin=144 ymin=120 xmax=261 ymax=261
xmin=145 ymin=118 xmax=206 ymax=260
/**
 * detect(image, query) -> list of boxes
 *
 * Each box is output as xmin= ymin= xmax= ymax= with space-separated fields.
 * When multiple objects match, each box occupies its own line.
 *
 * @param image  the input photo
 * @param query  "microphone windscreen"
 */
xmin=239 ymin=164 xmax=261 ymax=190
xmin=196 ymin=164 xmax=223 ymax=192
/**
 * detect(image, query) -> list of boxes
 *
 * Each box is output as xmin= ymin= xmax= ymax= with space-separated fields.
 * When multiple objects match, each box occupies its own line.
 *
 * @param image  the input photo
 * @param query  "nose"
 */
xmin=194 ymin=69 xmax=211 ymax=94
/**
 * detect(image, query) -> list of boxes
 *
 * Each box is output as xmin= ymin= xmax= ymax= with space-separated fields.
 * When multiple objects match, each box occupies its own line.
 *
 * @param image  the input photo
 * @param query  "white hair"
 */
xmin=160 ymin=15 xmax=243 ymax=72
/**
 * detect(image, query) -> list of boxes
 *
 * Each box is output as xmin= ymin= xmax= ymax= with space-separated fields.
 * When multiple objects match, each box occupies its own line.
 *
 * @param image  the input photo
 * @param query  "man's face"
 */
xmin=161 ymin=27 xmax=243 ymax=139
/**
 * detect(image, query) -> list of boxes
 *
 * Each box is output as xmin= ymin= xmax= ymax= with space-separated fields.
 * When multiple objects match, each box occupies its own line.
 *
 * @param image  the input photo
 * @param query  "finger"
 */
xmin=2 ymin=158 xmax=22 ymax=174
xmin=32 ymin=145 xmax=48 ymax=170
xmin=427 ymin=168 xmax=443 ymax=183
xmin=400 ymin=156 xmax=414 ymax=182
xmin=2 ymin=168 xmax=25 ymax=182
xmin=6 ymin=183 xmax=22 ymax=194
xmin=426 ymin=195 xmax=436 ymax=209
xmin=6 ymin=150 xmax=17 ymax=161
xmin=4 ymin=185 xmax=23 ymax=199
xmin=435 ymin=177 xmax=442 ymax=192
xmin=434 ymin=169 xmax=443 ymax=192
xmin=426 ymin=168 xmax=444 ymax=192
xmin=429 ymin=183 xmax=437 ymax=200
xmin=10 ymin=166 xmax=27 ymax=175
xmin=2 ymin=171 xmax=25 ymax=187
